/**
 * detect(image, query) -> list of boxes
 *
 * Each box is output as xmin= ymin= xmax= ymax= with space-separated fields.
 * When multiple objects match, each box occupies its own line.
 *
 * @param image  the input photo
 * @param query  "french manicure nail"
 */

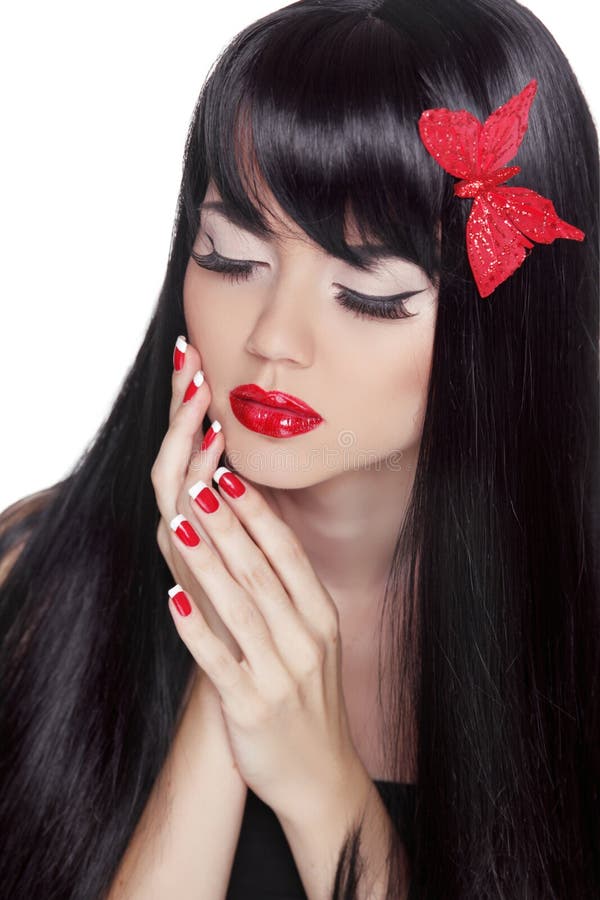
xmin=173 ymin=336 xmax=187 ymax=371
xmin=188 ymin=479 xmax=219 ymax=513
xmin=169 ymin=514 xmax=201 ymax=546
xmin=183 ymin=370 xmax=204 ymax=403
xmin=168 ymin=583 xmax=192 ymax=616
xmin=200 ymin=419 xmax=222 ymax=451
xmin=213 ymin=466 xmax=246 ymax=498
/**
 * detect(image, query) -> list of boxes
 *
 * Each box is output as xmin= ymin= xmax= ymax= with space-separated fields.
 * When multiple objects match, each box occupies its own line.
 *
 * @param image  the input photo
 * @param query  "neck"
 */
xmin=256 ymin=446 xmax=418 ymax=625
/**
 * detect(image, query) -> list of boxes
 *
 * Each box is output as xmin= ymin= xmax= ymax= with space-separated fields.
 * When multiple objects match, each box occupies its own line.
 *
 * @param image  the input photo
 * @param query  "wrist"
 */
xmin=178 ymin=668 xmax=246 ymax=786
xmin=277 ymin=754 xmax=372 ymax=836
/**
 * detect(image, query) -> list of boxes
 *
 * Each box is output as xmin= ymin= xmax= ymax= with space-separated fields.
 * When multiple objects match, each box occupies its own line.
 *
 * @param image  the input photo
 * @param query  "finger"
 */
xmin=169 ymin=336 xmax=220 ymax=448
xmin=167 ymin=583 xmax=256 ymax=716
xmin=157 ymin=516 xmax=174 ymax=564
xmin=158 ymin=498 xmax=246 ymax=663
xmin=155 ymin=336 xmax=240 ymax=662
xmin=212 ymin=467 xmax=339 ymax=644
xmin=157 ymin=517 xmax=195 ymax=592
xmin=184 ymin=471 xmax=319 ymax=677
xmin=169 ymin=335 xmax=194 ymax=423
xmin=152 ymin=345 xmax=225 ymax=542
xmin=157 ymin=514 xmax=195 ymax=601
xmin=166 ymin=513 xmax=291 ymax=688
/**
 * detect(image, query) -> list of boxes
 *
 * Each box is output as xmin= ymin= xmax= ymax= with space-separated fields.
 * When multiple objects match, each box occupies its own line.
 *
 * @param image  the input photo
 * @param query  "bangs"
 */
xmin=192 ymin=6 xmax=444 ymax=282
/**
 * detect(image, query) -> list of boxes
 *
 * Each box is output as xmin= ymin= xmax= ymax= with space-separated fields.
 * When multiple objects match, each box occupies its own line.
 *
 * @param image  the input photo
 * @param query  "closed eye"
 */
xmin=190 ymin=240 xmax=425 ymax=321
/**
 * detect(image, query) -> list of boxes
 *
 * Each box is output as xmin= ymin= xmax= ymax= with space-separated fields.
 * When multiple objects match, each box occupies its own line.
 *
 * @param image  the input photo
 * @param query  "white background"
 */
xmin=0 ymin=1 xmax=597 ymax=513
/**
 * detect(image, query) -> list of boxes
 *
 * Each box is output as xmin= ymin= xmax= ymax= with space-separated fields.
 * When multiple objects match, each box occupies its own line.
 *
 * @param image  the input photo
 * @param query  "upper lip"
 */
xmin=230 ymin=383 xmax=322 ymax=418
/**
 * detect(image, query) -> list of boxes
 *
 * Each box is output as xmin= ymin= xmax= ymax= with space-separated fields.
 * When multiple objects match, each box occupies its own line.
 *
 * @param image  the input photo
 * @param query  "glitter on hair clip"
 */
xmin=417 ymin=79 xmax=585 ymax=298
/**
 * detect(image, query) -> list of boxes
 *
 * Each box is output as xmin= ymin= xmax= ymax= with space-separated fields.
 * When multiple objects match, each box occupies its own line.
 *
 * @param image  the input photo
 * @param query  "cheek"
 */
xmin=355 ymin=323 xmax=434 ymax=398
xmin=390 ymin=326 xmax=435 ymax=439
xmin=182 ymin=260 xmax=235 ymax=359
xmin=349 ymin=320 xmax=435 ymax=448
xmin=182 ymin=258 xmax=201 ymax=340
xmin=401 ymin=329 xmax=434 ymax=397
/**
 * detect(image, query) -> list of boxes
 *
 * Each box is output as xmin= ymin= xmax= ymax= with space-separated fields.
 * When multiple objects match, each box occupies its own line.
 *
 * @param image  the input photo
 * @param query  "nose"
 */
xmin=244 ymin=269 xmax=314 ymax=365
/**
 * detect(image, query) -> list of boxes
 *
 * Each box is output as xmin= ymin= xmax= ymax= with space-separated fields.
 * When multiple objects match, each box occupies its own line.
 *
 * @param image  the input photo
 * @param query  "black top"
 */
xmin=226 ymin=779 xmax=417 ymax=899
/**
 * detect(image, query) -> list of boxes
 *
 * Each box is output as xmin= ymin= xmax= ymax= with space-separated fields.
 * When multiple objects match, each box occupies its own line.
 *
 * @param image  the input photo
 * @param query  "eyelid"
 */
xmin=203 ymin=232 xmax=268 ymax=268
xmin=200 ymin=234 xmax=425 ymax=302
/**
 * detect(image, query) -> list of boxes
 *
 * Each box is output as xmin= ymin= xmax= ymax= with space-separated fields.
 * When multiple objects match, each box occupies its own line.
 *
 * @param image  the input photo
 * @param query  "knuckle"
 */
xmin=280 ymin=528 xmax=307 ymax=566
xmin=209 ymin=645 xmax=235 ymax=677
xmin=301 ymin=642 xmax=325 ymax=674
xmin=246 ymin=694 xmax=272 ymax=727
xmin=151 ymin=458 xmax=169 ymax=494
xmin=322 ymin=608 xmax=340 ymax=644
xmin=187 ymin=447 xmax=206 ymax=475
xmin=150 ymin=462 xmax=160 ymax=488
xmin=263 ymin=676 xmax=298 ymax=715
xmin=238 ymin=559 xmax=273 ymax=595
xmin=156 ymin=520 xmax=168 ymax=552
xmin=229 ymin=596 xmax=262 ymax=630
xmin=270 ymin=588 xmax=291 ymax=608
xmin=196 ymin=547 xmax=219 ymax=577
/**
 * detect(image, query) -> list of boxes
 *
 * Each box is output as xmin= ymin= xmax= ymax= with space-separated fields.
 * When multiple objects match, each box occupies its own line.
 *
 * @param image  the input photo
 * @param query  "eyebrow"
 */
xmin=198 ymin=199 xmax=409 ymax=270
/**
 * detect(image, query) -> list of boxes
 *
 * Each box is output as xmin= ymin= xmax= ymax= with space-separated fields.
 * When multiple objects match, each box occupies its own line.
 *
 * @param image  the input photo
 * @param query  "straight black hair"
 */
xmin=1 ymin=1 xmax=598 ymax=897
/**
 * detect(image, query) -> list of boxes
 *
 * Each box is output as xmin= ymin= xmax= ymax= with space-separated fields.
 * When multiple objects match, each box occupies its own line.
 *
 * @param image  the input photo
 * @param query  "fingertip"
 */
xmin=173 ymin=336 xmax=188 ymax=372
xmin=168 ymin=583 xmax=192 ymax=617
xmin=200 ymin=419 xmax=223 ymax=452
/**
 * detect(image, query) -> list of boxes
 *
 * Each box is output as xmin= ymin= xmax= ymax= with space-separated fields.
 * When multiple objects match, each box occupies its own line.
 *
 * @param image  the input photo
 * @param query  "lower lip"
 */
xmin=229 ymin=396 xmax=323 ymax=437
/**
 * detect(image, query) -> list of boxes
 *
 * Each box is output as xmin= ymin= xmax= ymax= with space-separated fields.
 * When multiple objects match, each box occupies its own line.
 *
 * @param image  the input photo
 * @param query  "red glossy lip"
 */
xmin=230 ymin=383 xmax=322 ymax=419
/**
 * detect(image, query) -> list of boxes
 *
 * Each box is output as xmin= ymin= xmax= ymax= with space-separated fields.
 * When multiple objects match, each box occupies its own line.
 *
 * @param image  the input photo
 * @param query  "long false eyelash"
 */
xmin=189 ymin=247 xmax=419 ymax=320
xmin=333 ymin=290 xmax=416 ymax=320
xmin=190 ymin=248 xmax=255 ymax=285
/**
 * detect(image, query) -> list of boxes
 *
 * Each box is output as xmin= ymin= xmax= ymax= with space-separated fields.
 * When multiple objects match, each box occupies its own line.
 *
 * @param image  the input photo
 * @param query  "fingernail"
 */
xmin=169 ymin=514 xmax=201 ymax=546
xmin=168 ymin=583 xmax=192 ymax=616
xmin=183 ymin=370 xmax=204 ymax=403
xmin=173 ymin=336 xmax=187 ymax=372
xmin=213 ymin=466 xmax=246 ymax=498
xmin=188 ymin=479 xmax=219 ymax=513
xmin=200 ymin=419 xmax=222 ymax=451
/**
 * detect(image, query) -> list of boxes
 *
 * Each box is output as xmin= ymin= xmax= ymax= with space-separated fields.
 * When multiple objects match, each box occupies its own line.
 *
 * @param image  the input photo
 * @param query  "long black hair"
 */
xmin=1 ymin=1 xmax=598 ymax=897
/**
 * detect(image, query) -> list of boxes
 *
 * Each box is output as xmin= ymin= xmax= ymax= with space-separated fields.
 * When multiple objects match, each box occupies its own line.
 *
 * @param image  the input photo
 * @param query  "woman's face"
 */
xmin=182 ymin=178 xmax=438 ymax=488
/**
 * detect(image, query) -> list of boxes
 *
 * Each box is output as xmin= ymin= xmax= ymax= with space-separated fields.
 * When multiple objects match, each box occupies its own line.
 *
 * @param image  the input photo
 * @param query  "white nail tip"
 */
xmin=168 ymin=583 xmax=184 ymax=598
xmin=193 ymin=370 xmax=205 ymax=386
xmin=213 ymin=466 xmax=231 ymax=484
xmin=188 ymin=479 xmax=208 ymax=498
xmin=169 ymin=514 xmax=186 ymax=531
xmin=175 ymin=336 xmax=187 ymax=352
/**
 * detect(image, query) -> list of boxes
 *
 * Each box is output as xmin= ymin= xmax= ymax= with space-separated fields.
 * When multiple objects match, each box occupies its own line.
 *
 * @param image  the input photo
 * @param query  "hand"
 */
xmin=153 ymin=337 xmax=365 ymax=825
xmin=151 ymin=336 xmax=243 ymax=664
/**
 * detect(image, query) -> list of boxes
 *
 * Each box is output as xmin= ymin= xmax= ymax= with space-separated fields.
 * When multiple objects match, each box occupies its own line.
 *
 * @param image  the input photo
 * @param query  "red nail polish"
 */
xmin=173 ymin=336 xmax=187 ymax=371
xmin=214 ymin=466 xmax=246 ymax=498
xmin=168 ymin=584 xmax=192 ymax=616
xmin=188 ymin=480 xmax=219 ymax=513
xmin=183 ymin=370 xmax=204 ymax=403
xmin=169 ymin=514 xmax=201 ymax=546
xmin=200 ymin=420 xmax=222 ymax=451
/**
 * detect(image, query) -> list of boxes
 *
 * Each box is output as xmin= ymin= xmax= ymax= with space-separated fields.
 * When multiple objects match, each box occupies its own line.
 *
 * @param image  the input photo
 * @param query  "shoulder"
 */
xmin=0 ymin=485 xmax=60 ymax=586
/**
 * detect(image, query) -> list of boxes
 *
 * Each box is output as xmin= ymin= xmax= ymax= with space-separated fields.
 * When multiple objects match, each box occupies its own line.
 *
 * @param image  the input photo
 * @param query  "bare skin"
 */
xmin=181 ymin=175 xmax=438 ymax=782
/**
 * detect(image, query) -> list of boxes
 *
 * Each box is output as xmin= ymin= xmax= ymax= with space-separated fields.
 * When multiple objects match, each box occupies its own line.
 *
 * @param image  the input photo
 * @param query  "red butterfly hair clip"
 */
xmin=418 ymin=78 xmax=585 ymax=298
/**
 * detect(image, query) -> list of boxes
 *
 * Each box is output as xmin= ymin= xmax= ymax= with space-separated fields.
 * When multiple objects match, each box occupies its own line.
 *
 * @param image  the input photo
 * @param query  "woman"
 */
xmin=1 ymin=1 xmax=598 ymax=898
